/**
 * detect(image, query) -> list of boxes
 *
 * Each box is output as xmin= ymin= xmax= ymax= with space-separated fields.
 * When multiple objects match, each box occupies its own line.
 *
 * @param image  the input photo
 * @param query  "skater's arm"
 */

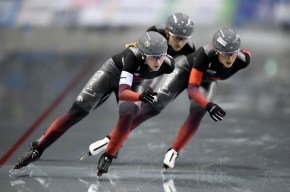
xmin=188 ymin=68 xmax=225 ymax=121
xmin=187 ymin=68 xmax=209 ymax=108
xmin=119 ymin=84 xmax=140 ymax=102
xmin=119 ymin=84 xmax=156 ymax=103
xmin=118 ymin=71 xmax=140 ymax=102
xmin=187 ymin=84 xmax=208 ymax=108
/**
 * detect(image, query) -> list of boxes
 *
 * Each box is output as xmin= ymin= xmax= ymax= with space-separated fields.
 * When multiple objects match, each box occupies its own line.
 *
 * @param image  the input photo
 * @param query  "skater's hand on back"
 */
xmin=205 ymin=102 xmax=226 ymax=121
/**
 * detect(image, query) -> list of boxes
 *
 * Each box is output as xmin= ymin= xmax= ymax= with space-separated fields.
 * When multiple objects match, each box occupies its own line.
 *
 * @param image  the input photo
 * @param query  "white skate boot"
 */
xmin=80 ymin=136 xmax=110 ymax=160
xmin=163 ymin=148 xmax=178 ymax=169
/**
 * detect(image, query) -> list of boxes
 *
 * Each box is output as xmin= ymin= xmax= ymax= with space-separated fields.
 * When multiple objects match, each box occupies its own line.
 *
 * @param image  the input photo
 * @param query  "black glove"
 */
xmin=205 ymin=102 xmax=226 ymax=121
xmin=139 ymin=89 xmax=158 ymax=103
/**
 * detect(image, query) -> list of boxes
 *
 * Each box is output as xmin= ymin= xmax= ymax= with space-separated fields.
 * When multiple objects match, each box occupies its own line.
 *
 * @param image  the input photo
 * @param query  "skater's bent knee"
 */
xmin=68 ymin=102 xmax=89 ymax=118
xmin=189 ymin=105 xmax=206 ymax=118
xmin=141 ymin=104 xmax=160 ymax=117
xmin=119 ymin=102 xmax=139 ymax=115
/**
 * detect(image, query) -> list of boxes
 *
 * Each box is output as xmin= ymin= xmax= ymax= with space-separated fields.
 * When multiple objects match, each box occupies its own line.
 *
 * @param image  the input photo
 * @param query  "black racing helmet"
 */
xmin=166 ymin=13 xmax=194 ymax=37
xmin=212 ymin=27 xmax=241 ymax=53
xmin=138 ymin=31 xmax=168 ymax=56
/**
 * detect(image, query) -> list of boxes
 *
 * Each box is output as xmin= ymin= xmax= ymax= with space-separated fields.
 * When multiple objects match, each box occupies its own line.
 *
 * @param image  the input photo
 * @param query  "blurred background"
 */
xmin=0 ymin=0 xmax=290 ymax=163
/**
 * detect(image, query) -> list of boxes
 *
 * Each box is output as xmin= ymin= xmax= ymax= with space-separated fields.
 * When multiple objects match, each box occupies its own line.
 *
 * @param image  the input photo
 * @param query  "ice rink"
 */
xmin=1 ymin=24 xmax=290 ymax=191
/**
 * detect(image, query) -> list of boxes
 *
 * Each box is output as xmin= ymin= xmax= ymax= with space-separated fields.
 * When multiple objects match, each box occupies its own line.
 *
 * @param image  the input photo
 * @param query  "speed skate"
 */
xmin=80 ymin=136 xmax=110 ymax=160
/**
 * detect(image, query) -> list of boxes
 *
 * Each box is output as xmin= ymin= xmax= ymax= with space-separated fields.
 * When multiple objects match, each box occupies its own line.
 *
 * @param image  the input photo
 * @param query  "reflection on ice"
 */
xmin=163 ymin=179 xmax=177 ymax=192
xmin=6 ymin=162 xmax=290 ymax=192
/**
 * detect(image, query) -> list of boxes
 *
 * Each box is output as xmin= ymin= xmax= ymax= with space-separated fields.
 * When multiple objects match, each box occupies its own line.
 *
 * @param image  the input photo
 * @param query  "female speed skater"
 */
xmin=162 ymin=27 xmax=252 ymax=169
xmin=95 ymin=12 xmax=195 ymax=176
xmin=12 ymin=31 xmax=175 ymax=170
xmin=81 ymin=12 xmax=196 ymax=160
xmin=87 ymin=27 xmax=251 ymax=173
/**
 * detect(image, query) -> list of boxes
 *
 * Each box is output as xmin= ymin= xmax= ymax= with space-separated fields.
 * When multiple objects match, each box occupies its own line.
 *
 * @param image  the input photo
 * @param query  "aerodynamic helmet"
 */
xmin=166 ymin=13 xmax=194 ymax=37
xmin=138 ymin=31 xmax=168 ymax=56
xmin=212 ymin=27 xmax=241 ymax=53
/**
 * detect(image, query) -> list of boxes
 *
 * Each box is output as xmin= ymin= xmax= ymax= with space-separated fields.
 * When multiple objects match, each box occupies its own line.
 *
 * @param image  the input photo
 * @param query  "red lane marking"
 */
xmin=0 ymin=56 xmax=97 ymax=167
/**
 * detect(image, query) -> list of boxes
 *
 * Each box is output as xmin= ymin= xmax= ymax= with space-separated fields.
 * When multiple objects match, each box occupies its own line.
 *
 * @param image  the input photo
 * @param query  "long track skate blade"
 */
xmin=10 ymin=163 xmax=22 ymax=171
xmin=9 ymin=165 xmax=28 ymax=178
xmin=80 ymin=152 xmax=91 ymax=161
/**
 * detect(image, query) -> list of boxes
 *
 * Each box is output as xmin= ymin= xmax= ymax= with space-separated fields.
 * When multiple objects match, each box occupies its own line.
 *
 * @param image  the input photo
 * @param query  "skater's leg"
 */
xmin=82 ymin=104 xmax=157 ymax=160
xmin=12 ymin=102 xmax=88 ymax=169
xmin=106 ymin=102 xmax=139 ymax=156
xmin=172 ymin=105 xmax=206 ymax=152
xmin=96 ymin=102 xmax=138 ymax=176
xmin=130 ymin=103 xmax=160 ymax=130
xmin=13 ymin=62 xmax=119 ymax=169
xmin=37 ymin=102 xmax=88 ymax=152
xmin=88 ymin=101 xmax=160 ymax=160
xmin=170 ymin=81 xmax=217 ymax=152
xmin=37 ymin=65 xmax=119 ymax=152
xmin=163 ymin=81 xmax=217 ymax=169
xmin=163 ymin=104 xmax=205 ymax=169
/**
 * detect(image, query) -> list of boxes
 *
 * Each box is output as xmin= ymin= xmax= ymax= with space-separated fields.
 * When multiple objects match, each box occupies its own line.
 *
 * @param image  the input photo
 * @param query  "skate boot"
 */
xmin=12 ymin=144 xmax=43 ymax=170
xmin=30 ymin=139 xmax=40 ymax=149
xmin=163 ymin=148 xmax=178 ymax=169
xmin=80 ymin=136 xmax=110 ymax=160
xmin=97 ymin=153 xmax=113 ymax=176
xmin=80 ymin=136 xmax=120 ymax=160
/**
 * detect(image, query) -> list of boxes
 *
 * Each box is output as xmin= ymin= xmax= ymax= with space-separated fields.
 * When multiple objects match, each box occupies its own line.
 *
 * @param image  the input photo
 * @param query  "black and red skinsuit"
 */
xmin=106 ymin=43 xmax=251 ymax=156
xmin=105 ymin=25 xmax=196 ymax=139
xmin=102 ymin=25 xmax=197 ymax=156
xmin=168 ymin=44 xmax=251 ymax=152
xmin=35 ymin=46 xmax=174 ymax=155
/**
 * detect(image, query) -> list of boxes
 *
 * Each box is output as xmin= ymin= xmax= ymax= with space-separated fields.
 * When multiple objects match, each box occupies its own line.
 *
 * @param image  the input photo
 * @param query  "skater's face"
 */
xmin=168 ymin=31 xmax=190 ymax=52
xmin=217 ymin=50 xmax=239 ymax=68
xmin=144 ymin=54 xmax=166 ymax=71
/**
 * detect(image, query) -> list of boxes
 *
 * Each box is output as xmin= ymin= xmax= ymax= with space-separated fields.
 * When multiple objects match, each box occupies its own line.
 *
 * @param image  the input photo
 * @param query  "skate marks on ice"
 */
xmin=8 ymin=163 xmax=97 ymax=179
xmin=5 ymin=163 xmax=290 ymax=192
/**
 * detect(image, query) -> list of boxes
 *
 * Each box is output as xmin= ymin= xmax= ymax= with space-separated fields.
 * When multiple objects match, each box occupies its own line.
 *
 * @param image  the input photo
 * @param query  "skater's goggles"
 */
xmin=217 ymin=50 xmax=239 ymax=57
xmin=145 ymin=53 xmax=167 ymax=60
xmin=169 ymin=31 xmax=191 ymax=42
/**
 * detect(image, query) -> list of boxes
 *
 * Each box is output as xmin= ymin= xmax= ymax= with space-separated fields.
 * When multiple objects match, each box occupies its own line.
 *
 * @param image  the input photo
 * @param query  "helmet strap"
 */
xmin=213 ymin=48 xmax=218 ymax=55
xmin=165 ymin=30 xmax=170 ymax=39
xmin=141 ymin=53 xmax=145 ymax=60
